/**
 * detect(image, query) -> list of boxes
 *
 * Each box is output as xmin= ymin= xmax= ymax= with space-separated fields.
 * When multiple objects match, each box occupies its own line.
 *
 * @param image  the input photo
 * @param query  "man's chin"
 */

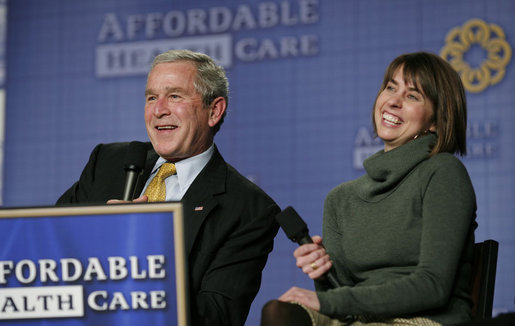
xmin=152 ymin=144 xmax=180 ymax=159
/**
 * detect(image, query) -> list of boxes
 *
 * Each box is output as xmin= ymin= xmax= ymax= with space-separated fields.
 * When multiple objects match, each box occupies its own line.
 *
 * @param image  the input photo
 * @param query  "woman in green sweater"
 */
xmin=262 ymin=52 xmax=477 ymax=326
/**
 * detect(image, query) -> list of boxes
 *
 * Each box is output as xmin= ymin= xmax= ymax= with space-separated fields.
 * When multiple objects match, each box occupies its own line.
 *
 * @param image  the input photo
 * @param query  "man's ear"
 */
xmin=208 ymin=97 xmax=227 ymax=127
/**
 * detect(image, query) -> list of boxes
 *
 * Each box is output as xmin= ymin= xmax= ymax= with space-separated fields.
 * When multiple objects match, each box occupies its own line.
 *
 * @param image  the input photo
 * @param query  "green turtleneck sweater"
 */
xmin=316 ymin=134 xmax=477 ymax=326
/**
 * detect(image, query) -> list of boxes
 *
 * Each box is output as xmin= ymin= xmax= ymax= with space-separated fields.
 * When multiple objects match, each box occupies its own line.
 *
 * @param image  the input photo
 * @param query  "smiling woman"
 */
xmin=372 ymin=52 xmax=467 ymax=156
xmin=262 ymin=52 xmax=476 ymax=326
xmin=374 ymin=66 xmax=437 ymax=152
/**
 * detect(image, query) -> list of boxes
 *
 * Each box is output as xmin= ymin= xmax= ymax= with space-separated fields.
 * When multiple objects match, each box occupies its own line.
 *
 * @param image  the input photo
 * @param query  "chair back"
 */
xmin=470 ymin=239 xmax=499 ymax=320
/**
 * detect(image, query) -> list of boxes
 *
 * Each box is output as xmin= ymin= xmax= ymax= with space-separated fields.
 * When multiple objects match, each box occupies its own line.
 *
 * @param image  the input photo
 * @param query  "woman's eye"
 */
xmin=407 ymin=94 xmax=420 ymax=101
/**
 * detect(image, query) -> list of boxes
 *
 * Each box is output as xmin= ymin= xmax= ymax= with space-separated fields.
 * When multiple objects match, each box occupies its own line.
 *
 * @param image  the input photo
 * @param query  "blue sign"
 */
xmin=0 ymin=204 xmax=187 ymax=325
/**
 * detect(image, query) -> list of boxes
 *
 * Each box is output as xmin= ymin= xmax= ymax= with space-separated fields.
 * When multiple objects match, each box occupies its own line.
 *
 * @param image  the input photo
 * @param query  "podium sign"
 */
xmin=0 ymin=203 xmax=188 ymax=326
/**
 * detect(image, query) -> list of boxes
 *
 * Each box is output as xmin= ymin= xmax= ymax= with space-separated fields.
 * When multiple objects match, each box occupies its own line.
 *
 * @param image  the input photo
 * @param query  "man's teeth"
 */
xmin=157 ymin=126 xmax=176 ymax=130
xmin=382 ymin=112 xmax=401 ymax=125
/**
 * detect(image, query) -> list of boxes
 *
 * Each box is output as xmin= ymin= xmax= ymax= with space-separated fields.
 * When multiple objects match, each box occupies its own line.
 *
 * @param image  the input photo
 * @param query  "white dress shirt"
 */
xmin=140 ymin=145 xmax=214 ymax=201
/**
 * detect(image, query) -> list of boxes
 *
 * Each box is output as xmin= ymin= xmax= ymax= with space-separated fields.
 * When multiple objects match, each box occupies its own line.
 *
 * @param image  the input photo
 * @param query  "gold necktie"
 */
xmin=144 ymin=162 xmax=176 ymax=202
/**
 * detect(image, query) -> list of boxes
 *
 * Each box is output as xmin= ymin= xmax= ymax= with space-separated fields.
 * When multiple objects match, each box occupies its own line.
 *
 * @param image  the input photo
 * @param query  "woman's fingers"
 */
xmin=306 ymin=258 xmax=333 ymax=279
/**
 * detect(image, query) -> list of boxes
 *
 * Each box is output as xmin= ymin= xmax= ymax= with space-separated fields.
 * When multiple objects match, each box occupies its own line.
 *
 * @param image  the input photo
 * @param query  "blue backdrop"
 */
xmin=3 ymin=1 xmax=514 ymax=325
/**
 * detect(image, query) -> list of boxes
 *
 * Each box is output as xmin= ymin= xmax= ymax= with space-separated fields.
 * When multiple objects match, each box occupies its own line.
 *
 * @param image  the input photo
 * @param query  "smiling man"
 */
xmin=57 ymin=49 xmax=280 ymax=326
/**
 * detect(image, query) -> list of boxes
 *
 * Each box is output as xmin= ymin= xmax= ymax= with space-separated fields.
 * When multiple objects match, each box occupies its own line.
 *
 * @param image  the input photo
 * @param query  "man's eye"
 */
xmin=146 ymin=96 xmax=157 ymax=102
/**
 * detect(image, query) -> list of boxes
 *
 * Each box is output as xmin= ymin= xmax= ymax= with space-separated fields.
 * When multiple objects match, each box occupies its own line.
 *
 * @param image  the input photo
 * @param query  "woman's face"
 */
xmin=374 ymin=67 xmax=436 ymax=152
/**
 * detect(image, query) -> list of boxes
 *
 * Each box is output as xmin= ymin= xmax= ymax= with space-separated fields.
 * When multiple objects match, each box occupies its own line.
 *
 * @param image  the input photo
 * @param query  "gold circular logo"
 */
xmin=441 ymin=18 xmax=511 ymax=93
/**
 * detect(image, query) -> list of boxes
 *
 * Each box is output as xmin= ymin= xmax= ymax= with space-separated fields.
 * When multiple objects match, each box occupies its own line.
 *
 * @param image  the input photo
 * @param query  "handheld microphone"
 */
xmin=275 ymin=206 xmax=342 ymax=288
xmin=122 ymin=141 xmax=148 ymax=201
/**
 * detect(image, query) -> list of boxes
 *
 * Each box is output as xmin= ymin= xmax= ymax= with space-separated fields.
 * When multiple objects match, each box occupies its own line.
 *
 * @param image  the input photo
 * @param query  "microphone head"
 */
xmin=123 ymin=141 xmax=148 ymax=171
xmin=275 ymin=206 xmax=310 ymax=243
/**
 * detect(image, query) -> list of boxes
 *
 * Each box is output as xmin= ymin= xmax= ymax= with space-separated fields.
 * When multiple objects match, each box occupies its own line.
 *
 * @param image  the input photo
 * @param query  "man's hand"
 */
xmin=107 ymin=195 xmax=149 ymax=204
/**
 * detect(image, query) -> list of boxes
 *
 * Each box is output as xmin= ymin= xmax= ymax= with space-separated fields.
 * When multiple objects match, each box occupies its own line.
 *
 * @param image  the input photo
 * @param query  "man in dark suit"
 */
xmin=57 ymin=49 xmax=280 ymax=326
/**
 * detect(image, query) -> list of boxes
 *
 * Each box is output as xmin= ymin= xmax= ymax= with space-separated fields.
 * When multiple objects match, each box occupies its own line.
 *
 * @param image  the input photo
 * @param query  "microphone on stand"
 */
xmin=275 ymin=206 xmax=342 ymax=288
xmin=122 ymin=141 xmax=148 ymax=201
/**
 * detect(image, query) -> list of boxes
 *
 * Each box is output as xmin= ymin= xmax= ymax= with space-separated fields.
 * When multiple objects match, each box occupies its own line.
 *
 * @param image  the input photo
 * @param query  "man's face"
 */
xmin=144 ymin=61 xmax=216 ymax=162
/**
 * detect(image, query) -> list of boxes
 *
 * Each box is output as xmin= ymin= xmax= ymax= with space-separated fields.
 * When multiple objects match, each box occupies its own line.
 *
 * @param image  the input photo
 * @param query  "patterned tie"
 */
xmin=144 ymin=162 xmax=176 ymax=202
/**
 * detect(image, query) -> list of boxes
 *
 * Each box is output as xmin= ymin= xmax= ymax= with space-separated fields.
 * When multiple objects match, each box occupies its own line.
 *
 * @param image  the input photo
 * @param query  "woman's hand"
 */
xmin=278 ymin=287 xmax=320 ymax=311
xmin=294 ymin=235 xmax=333 ymax=280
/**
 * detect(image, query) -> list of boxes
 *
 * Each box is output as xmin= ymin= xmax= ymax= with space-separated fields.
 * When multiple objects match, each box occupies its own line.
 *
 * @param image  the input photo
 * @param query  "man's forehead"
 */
xmin=145 ymin=86 xmax=186 ymax=94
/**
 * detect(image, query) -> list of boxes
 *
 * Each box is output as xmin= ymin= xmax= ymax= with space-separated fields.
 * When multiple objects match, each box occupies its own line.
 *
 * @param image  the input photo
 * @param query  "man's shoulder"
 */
xmin=91 ymin=141 xmax=152 ymax=154
xmin=224 ymin=162 xmax=276 ymax=202
xmin=87 ymin=141 xmax=154 ymax=162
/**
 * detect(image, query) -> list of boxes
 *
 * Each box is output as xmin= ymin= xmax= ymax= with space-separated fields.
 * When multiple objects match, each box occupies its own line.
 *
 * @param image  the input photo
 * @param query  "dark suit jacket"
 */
xmin=57 ymin=142 xmax=280 ymax=326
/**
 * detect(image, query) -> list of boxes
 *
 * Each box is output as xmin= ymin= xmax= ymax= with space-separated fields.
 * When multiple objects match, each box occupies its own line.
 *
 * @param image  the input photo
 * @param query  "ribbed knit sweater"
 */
xmin=316 ymin=134 xmax=477 ymax=326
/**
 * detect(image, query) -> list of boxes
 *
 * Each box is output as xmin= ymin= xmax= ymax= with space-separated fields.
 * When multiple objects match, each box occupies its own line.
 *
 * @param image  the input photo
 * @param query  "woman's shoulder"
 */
xmin=418 ymin=152 xmax=473 ymax=187
xmin=424 ymin=152 xmax=469 ymax=172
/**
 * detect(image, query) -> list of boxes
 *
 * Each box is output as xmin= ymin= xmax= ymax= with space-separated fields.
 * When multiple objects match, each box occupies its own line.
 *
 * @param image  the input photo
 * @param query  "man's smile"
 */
xmin=156 ymin=125 xmax=178 ymax=131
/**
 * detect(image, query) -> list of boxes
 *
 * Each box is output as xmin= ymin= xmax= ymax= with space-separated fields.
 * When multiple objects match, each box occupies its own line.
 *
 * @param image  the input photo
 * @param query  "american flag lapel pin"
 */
xmin=194 ymin=206 xmax=204 ymax=211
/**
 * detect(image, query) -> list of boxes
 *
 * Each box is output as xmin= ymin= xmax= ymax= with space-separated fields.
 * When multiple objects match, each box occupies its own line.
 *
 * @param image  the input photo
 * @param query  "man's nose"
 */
xmin=154 ymin=98 xmax=171 ymax=117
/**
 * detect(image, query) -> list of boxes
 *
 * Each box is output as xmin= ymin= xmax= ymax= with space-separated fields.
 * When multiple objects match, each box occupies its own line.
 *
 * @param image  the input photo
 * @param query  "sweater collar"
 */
xmin=359 ymin=134 xmax=437 ymax=199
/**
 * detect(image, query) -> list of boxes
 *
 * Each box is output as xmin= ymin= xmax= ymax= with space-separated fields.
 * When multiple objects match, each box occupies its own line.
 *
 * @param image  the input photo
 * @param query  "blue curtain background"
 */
xmin=3 ymin=1 xmax=514 ymax=324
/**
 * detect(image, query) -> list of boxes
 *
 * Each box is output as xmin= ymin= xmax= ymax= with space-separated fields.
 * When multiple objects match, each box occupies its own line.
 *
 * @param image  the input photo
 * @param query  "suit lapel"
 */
xmin=136 ymin=144 xmax=227 ymax=255
xmin=181 ymin=146 xmax=227 ymax=255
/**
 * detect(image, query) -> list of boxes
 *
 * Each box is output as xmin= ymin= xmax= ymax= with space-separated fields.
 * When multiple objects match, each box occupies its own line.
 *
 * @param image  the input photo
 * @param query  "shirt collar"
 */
xmin=152 ymin=144 xmax=215 ymax=194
